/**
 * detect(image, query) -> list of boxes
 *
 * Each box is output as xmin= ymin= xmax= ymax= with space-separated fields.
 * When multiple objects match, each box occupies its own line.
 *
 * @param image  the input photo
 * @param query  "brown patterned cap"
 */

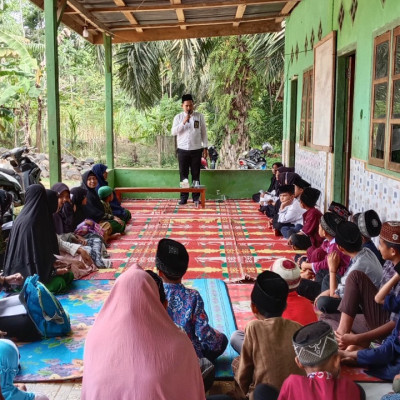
xmin=380 ymin=221 xmax=400 ymax=245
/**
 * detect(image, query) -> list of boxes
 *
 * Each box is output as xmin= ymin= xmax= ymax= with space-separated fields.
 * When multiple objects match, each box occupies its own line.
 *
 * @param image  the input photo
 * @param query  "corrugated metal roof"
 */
xmin=30 ymin=0 xmax=301 ymax=44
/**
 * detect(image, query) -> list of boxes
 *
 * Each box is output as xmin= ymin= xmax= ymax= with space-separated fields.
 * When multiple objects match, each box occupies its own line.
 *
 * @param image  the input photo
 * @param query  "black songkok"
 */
xmin=181 ymin=94 xmax=193 ymax=103
xmin=300 ymin=187 xmax=320 ymax=208
xmin=155 ymin=238 xmax=189 ymax=279
xmin=251 ymin=270 xmax=288 ymax=316
xmin=320 ymin=212 xmax=342 ymax=237
xmin=335 ymin=221 xmax=362 ymax=253
xmin=279 ymin=185 xmax=295 ymax=195
xmin=357 ymin=209 xmax=382 ymax=238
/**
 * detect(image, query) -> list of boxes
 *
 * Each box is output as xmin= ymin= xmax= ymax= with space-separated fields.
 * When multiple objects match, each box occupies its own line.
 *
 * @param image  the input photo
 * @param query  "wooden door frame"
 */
xmin=288 ymin=76 xmax=298 ymax=167
xmin=333 ymin=52 xmax=356 ymax=207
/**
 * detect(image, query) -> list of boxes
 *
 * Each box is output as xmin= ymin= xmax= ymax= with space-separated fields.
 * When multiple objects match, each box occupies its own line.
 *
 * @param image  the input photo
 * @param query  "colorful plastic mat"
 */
xmin=16 ymin=278 xmax=237 ymax=382
xmin=84 ymin=199 xmax=301 ymax=281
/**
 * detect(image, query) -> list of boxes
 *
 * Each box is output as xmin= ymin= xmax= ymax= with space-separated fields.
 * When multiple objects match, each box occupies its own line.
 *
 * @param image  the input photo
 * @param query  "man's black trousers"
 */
xmin=177 ymin=148 xmax=203 ymax=202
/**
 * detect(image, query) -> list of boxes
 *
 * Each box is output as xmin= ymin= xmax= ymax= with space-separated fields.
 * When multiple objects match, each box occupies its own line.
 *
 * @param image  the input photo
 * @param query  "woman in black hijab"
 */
xmin=3 ymin=185 xmax=73 ymax=293
xmin=51 ymin=182 xmax=74 ymax=234
xmin=70 ymin=187 xmax=88 ymax=229
xmin=81 ymin=171 xmax=110 ymax=223
xmin=80 ymin=171 xmax=116 ymax=239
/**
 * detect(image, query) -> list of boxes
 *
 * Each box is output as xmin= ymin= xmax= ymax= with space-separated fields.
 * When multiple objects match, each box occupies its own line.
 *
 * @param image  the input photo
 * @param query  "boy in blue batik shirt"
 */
xmin=156 ymin=238 xmax=228 ymax=362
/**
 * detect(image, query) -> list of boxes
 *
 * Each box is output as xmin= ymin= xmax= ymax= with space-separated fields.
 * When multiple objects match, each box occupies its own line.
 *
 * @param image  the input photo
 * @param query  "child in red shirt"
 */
xmin=253 ymin=322 xmax=364 ymax=400
xmin=271 ymin=258 xmax=317 ymax=326
xmin=289 ymin=187 xmax=323 ymax=251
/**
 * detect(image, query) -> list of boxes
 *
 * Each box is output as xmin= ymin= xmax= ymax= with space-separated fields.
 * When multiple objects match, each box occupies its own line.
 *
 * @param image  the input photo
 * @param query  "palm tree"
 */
xmin=115 ymin=38 xmax=214 ymax=110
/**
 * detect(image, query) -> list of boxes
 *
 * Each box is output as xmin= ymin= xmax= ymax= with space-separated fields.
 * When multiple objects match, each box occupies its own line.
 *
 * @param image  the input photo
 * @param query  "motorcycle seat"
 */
xmin=0 ymin=168 xmax=17 ymax=177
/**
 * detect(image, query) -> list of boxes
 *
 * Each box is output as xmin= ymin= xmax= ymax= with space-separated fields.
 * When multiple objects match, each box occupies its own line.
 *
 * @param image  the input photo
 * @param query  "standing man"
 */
xmin=172 ymin=94 xmax=208 ymax=205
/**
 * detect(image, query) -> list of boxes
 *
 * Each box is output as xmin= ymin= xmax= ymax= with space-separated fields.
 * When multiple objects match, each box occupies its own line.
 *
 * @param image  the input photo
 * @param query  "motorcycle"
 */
xmin=208 ymin=146 xmax=218 ymax=170
xmin=239 ymin=149 xmax=267 ymax=170
xmin=0 ymin=146 xmax=41 ymax=207
xmin=238 ymin=143 xmax=272 ymax=170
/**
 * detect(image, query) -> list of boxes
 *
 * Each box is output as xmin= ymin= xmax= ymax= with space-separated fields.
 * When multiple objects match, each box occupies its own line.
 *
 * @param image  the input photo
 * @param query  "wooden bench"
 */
xmin=114 ymin=187 xmax=207 ymax=208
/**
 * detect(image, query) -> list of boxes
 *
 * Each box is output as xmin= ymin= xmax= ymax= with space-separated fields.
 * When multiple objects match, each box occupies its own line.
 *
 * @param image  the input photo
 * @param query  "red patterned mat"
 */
xmin=84 ymin=199 xmax=302 ymax=281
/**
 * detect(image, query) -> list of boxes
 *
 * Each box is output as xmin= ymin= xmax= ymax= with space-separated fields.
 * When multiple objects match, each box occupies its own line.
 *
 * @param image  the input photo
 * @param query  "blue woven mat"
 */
xmin=15 ymin=278 xmax=237 ymax=382
xmin=186 ymin=279 xmax=237 ymax=379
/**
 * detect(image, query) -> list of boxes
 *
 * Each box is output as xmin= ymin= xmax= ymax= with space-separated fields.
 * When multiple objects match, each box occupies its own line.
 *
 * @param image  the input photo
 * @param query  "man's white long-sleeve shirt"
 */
xmin=171 ymin=111 xmax=208 ymax=150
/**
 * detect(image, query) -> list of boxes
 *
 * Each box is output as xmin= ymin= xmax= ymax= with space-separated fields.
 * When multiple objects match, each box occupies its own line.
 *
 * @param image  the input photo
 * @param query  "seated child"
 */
xmin=289 ymin=187 xmax=322 ymax=250
xmin=331 ymin=222 xmax=400 ymax=351
xmin=273 ymin=185 xmax=305 ymax=238
xmin=252 ymin=162 xmax=283 ymax=204
xmin=296 ymin=212 xmax=350 ymax=302
xmin=98 ymin=186 xmax=126 ymax=235
xmin=272 ymin=258 xmax=318 ymax=326
xmin=353 ymin=209 xmax=384 ymax=265
xmin=155 ymin=238 xmax=228 ymax=362
xmin=0 ymin=339 xmax=49 ymax=400
xmin=340 ymin=241 xmax=400 ymax=381
xmin=293 ymin=176 xmax=310 ymax=199
xmin=258 ymin=190 xmax=278 ymax=216
xmin=231 ymin=270 xmax=305 ymax=399
xmin=316 ymin=220 xmax=383 ymax=314
xmin=253 ymin=321 xmax=364 ymax=400
xmin=146 ymin=268 xmax=216 ymax=392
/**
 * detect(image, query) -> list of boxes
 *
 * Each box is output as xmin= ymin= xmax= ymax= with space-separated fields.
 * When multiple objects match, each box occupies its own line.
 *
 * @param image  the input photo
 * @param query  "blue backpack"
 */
xmin=19 ymin=275 xmax=71 ymax=338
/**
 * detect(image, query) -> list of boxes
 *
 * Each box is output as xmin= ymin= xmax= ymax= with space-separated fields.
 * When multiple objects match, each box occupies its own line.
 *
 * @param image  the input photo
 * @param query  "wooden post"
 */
xmin=45 ymin=0 xmax=61 ymax=185
xmin=104 ymin=33 xmax=114 ymax=169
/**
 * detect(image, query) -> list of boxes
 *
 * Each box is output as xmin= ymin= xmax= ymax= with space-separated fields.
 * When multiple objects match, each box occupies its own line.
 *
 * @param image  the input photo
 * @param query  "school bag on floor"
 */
xmin=19 ymin=274 xmax=71 ymax=338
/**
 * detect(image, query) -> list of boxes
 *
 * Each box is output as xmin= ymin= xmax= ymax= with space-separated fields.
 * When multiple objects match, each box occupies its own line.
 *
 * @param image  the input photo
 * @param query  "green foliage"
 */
xmin=128 ymin=95 xmax=182 ymax=143
xmin=0 ymin=0 xmax=285 ymax=168
xmin=248 ymin=90 xmax=283 ymax=148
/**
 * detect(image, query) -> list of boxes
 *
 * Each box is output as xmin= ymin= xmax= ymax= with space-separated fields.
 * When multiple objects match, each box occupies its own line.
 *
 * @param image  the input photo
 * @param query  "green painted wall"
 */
xmin=284 ymin=0 xmax=400 ymax=177
xmin=112 ymin=168 xmax=272 ymax=200
xmin=283 ymin=0 xmax=334 ymax=142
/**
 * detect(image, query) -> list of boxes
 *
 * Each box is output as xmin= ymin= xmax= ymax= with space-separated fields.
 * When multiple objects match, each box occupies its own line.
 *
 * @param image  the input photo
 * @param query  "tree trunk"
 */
xmin=218 ymin=37 xmax=252 ymax=170
xmin=23 ymin=102 xmax=31 ymax=147
xmin=35 ymin=96 xmax=43 ymax=152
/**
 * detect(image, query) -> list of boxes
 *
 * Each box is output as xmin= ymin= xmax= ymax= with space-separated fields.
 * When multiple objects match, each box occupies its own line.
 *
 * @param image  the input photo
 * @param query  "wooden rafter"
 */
xmin=99 ymin=19 xmax=281 ymax=44
xmin=171 ymin=0 xmax=186 ymax=30
xmin=81 ymin=0 xmax=296 ymax=14
xmin=110 ymin=14 xmax=283 ymax=31
xmin=67 ymin=0 xmax=112 ymax=35
xmin=29 ymin=0 xmax=299 ymax=44
xmin=233 ymin=4 xmax=246 ymax=27
xmin=113 ymin=0 xmax=143 ymax=33
xmin=276 ymin=0 xmax=299 ymax=23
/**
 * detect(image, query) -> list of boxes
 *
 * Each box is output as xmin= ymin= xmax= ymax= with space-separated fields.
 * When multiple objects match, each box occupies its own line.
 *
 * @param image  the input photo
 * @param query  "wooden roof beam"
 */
xmin=171 ymin=0 xmax=186 ymax=30
xmin=96 ymin=19 xmax=281 ymax=44
xmin=276 ymin=0 xmax=299 ymax=22
xmin=83 ymin=0 xmax=295 ymax=14
xmin=233 ymin=4 xmax=246 ymax=27
xmin=110 ymin=14 xmax=282 ymax=31
xmin=113 ymin=0 xmax=143 ymax=32
xmin=67 ymin=0 xmax=113 ymax=35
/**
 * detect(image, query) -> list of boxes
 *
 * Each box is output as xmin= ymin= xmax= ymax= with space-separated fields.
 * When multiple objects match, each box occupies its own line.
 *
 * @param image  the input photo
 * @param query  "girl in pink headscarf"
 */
xmin=82 ymin=265 xmax=205 ymax=400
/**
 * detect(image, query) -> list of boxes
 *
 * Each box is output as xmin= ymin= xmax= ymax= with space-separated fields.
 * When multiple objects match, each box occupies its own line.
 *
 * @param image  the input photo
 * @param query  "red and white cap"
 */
xmin=271 ymin=258 xmax=301 ymax=289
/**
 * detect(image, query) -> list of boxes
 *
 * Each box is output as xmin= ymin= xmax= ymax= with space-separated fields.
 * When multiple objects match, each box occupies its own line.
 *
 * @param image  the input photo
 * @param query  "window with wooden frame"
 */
xmin=389 ymin=26 xmax=400 ymax=171
xmin=369 ymin=27 xmax=400 ymax=172
xmin=299 ymin=69 xmax=313 ymax=146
